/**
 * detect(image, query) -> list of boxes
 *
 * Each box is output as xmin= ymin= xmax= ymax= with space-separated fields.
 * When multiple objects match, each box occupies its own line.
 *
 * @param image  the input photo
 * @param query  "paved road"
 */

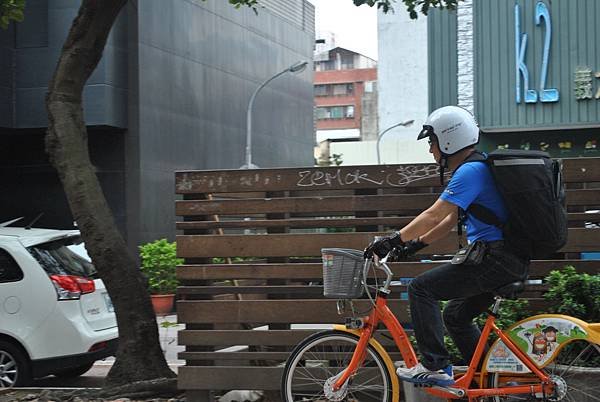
xmin=31 ymin=314 xmax=184 ymax=388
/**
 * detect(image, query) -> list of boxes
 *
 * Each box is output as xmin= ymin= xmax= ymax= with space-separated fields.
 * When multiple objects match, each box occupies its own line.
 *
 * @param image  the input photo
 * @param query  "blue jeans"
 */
xmin=408 ymin=246 xmax=529 ymax=370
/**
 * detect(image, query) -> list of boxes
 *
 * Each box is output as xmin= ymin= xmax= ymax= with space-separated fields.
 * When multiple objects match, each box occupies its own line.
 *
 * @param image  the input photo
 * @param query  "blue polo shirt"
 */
xmin=440 ymin=160 xmax=508 ymax=243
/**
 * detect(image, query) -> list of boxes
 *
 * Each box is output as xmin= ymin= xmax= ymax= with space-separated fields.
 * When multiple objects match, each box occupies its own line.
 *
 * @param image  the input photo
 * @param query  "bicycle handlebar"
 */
xmin=364 ymin=253 xmax=393 ymax=293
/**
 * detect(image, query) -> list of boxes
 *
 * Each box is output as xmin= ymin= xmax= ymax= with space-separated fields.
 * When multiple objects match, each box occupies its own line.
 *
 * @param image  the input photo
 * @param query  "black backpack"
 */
xmin=460 ymin=149 xmax=568 ymax=259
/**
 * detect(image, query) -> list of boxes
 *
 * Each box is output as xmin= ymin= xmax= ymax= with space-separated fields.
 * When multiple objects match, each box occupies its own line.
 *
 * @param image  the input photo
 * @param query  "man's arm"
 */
xmin=364 ymin=197 xmax=457 ymax=259
xmin=399 ymin=197 xmax=457 ymax=242
xmin=420 ymin=209 xmax=457 ymax=245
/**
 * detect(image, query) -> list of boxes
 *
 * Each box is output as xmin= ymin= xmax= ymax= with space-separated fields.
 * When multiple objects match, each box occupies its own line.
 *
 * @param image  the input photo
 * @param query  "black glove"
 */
xmin=389 ymin=238 xmax=428 ymax=260
xmin=364 ymin=232 xmax=405 ymax=259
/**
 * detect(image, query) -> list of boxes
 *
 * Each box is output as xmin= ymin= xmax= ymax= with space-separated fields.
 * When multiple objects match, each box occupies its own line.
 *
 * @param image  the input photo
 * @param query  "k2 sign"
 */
xmin=515 ymin=1 xmax=560 ymax=104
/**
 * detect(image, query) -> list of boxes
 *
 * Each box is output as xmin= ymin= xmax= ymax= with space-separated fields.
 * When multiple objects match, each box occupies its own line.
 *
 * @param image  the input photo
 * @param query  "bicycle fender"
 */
xmin=333 ymin=324 xmax=401 ymax=402
xmin=481 ymin=314 xmax=600 ymax=375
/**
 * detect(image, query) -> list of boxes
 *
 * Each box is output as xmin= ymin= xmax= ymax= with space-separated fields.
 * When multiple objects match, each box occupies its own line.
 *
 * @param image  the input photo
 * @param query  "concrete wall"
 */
xmin=0 ymin=128 xmax=127 ymax=234
xmin=457 ymin=0 xmax=474 ymax=114
xmin=330 ymin=138 xmax=430 ymax=165
xmin=377 ymin=7 xmax=429 ymax=162
xmin=0 ymin=0 xmax=128 ymax=233
xmin=361 ymin=90 xmax=378 ymax=141
xmin=0 ymin=21 xmax=14 ymax=128
xmin=0 ymin=0 xmax=315 ymax=252
xmin=130 ymin=0 xmax=315 ymax=244
xmin=0 ymin=0 xmax=128 ymax=129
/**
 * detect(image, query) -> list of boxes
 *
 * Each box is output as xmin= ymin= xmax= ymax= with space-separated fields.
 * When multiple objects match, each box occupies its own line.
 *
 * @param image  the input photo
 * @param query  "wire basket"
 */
xmin=321 ymin=248 xmax=365 ymax=299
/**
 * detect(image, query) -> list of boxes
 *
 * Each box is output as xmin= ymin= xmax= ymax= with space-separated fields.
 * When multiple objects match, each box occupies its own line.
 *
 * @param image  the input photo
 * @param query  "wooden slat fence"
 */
xmin=175 ymin=158 xmax=600 ymax=399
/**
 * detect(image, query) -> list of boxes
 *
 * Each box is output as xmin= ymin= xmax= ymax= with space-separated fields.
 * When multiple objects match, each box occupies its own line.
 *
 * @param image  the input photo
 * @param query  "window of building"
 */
xmin=340 ymin=55 xmax=354 ymax=70
xmin=316 ymin=106 xmax=355 ymax=120
xmin=315 ymin=85 xmax=328 ymax=96
xmin=0 ymin=249 xmax=23 ymax=283
xmin=315 ymin=61 xmax=335 ymax=72
xmin=365 ymin=81 xmax=376 ymax=93
xmin=316 ymin=107 xmax=330 ymax=119
xmin=315 ymin=84 xmax=354 ymax=97
xmin=345 ymin=105 xmax=355 ymax=118
xmin=333 ymin=84 xmax=353 ymax=96
xmin=330 ymin=107 xmax=344 ymax=119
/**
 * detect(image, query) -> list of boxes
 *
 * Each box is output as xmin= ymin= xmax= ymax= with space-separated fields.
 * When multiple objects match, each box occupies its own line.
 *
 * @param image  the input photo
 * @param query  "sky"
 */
xmin=307 ymin=0 xmax=378 ymax=60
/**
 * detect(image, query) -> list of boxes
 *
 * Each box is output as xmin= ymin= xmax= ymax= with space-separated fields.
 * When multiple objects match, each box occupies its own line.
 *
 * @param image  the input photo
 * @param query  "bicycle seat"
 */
xmin=493 ymin=281 xmax=524 ymax=299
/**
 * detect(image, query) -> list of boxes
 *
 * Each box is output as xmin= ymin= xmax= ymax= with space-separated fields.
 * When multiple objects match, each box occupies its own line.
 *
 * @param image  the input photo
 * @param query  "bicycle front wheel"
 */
xmin=281 ymin=330 xmax=392 ymax=402
xmin=488 ymin=340 xmax=600 ymax=401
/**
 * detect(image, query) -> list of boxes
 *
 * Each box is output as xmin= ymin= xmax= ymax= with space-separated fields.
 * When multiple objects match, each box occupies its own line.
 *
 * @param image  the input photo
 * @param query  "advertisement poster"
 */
xmin=486 ymin=317 xmax=588 ymax=373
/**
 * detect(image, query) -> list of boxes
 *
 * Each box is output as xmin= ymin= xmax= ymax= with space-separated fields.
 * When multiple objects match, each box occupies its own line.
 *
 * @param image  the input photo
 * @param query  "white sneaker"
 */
xmin=396 ymin=363 xmax=455 ymax=386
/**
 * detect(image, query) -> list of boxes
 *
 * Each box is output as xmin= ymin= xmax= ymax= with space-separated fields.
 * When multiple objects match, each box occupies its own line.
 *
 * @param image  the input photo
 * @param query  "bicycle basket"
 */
xmin=321 ymin=248 xmax=365 ymax=299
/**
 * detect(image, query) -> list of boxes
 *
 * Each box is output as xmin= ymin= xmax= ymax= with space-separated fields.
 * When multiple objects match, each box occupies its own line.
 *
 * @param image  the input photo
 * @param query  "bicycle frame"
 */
xmin=331 ymin=259 xmax=555 ymax=401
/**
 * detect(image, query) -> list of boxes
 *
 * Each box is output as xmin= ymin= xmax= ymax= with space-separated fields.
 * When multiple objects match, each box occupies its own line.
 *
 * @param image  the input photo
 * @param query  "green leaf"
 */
xmin=544 ymin=266 xmax=600 ymax=321
xmin=139 ymin=239 xmax=182 ymax=294
xmin=0 ymin=15 xmax=9 ymax=29
xmin=0 ymin=0 xmax=25 ymax=29
xmin=8 ymin=9 xmax=24 ymax=21
xmin=160 ymin=320 xmax=179 ymax=328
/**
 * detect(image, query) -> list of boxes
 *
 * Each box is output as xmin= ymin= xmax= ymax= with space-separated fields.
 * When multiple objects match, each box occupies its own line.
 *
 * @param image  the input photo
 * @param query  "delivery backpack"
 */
xmin=460 ymin=149 xmax=568 ymax=259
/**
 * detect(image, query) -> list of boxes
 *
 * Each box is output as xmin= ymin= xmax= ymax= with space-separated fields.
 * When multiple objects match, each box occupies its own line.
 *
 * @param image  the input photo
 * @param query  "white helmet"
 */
xmin=417 ymin=106 xmax=479 ymax=156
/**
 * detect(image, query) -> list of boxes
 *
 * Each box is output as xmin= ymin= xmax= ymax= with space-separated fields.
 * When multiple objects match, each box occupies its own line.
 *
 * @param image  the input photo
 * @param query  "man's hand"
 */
xmin=390 ymin=238 xmax=428 ymax=260
xmin=364 ymin=232 xmax=404 ymax=259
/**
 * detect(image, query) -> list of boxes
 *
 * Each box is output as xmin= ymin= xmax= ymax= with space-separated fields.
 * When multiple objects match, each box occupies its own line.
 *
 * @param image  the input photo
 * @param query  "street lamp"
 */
xmin=376 ymin=119 xmax=415 ymax=164
xmin=241 ymin=60 xmax=309 ymax=169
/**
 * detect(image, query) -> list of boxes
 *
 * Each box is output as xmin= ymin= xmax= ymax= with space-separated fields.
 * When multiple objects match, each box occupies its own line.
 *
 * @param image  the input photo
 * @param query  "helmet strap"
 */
xmin=439 ymin=156 xmax=448 ymax=185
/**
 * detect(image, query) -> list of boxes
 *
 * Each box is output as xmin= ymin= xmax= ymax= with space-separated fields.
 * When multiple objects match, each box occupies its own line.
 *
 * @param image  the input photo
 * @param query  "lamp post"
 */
xmin=376 ymin=119 xmax=415 ymax=164
xmin=241 ymin=60 xmax=308 ymax=169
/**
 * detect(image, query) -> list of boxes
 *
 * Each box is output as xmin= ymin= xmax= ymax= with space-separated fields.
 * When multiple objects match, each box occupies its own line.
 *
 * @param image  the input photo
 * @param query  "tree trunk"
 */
xmin=44 ymin=0 xmax=175 ymax=386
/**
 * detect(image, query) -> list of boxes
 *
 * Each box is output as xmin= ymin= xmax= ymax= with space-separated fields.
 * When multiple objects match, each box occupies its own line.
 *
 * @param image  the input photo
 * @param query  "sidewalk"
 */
xmin=156 ymin=313 xmax=185 ymax=366
xmin=95 ymin=314 xmax=185 ymax=367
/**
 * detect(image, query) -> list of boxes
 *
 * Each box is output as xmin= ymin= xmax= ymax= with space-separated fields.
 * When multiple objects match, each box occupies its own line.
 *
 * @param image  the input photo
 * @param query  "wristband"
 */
xmin=413 ymin=237 xmax=427 ymax=249
xmin=389 ymin=231 xmax=405 ymax=247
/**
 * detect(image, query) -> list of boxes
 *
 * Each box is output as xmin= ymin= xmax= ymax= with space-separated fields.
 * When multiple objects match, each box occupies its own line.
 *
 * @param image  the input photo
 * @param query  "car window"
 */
xmin=0 ymin=248 xmax=24 ymax=283
xmin=27 ymin=237 xmax=97 ymax=279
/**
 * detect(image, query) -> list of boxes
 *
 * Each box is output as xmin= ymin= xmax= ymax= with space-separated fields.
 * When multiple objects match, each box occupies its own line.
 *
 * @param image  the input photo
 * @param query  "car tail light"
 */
xmin=50 ymin=274 xmax=96 ymax=300
xmin=88 ymin=341 xmax=107 ymax=352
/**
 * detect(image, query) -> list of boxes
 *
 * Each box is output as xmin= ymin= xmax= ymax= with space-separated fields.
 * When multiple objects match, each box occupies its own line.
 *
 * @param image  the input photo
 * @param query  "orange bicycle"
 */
xmin=281 ymin=248 xmax=600 ymax=401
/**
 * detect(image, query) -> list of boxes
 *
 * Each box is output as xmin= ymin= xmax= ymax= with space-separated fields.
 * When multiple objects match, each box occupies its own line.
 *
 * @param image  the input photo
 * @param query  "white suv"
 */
xmin=0 ymin=224 xmax=118 ymax=387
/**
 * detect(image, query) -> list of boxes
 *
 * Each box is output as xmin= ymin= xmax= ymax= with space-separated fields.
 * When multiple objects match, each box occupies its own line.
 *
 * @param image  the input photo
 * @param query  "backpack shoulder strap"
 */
xmin=455 ymin=151 xmax=504 ymax=234
xmin=455 ymin=150 xmax=487 ymax=171
xmin=467 ymin=203 xmax=504 ymax=228
xmin=455 ymin=151 xmax=491 ymax=246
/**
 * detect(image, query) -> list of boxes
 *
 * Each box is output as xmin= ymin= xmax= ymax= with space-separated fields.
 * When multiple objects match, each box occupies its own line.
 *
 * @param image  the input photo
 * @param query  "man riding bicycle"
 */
xmin=364 ymin=106 xmax=529 ymax=387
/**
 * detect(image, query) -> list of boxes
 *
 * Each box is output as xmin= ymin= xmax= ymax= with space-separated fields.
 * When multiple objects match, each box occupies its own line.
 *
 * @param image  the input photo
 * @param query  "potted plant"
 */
xmin=139 ymin=239 xmax=183 ymax=315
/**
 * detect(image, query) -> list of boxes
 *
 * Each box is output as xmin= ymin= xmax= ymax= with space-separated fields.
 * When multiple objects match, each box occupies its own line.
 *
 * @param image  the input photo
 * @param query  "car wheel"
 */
xmin=0 ymin=340 xmax=31 ymax=388
xmin=53 ymin=362 xmax=94 ymax=378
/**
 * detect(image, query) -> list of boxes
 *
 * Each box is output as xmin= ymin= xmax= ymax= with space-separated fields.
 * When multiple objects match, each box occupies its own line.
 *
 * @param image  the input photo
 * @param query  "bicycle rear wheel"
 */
xmin=281 ymin=330 xmax=392 ymax=402
xmin=488 ymin=340 xmax=600 ymax=401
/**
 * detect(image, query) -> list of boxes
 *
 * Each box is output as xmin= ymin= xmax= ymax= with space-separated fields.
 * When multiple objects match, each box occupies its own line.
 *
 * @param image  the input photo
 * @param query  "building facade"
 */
xmin=374 ymin=7 xmax=431 ymax=164
xmin=314 ymin=47 xmax=377 ymax=142
xmin=429 ymin=0 xmax=600 ymax=158
xmin=323 ymin=8 xmax=434 ymax=166
xmin=0 ymin=0 xmax=315 ymax=252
